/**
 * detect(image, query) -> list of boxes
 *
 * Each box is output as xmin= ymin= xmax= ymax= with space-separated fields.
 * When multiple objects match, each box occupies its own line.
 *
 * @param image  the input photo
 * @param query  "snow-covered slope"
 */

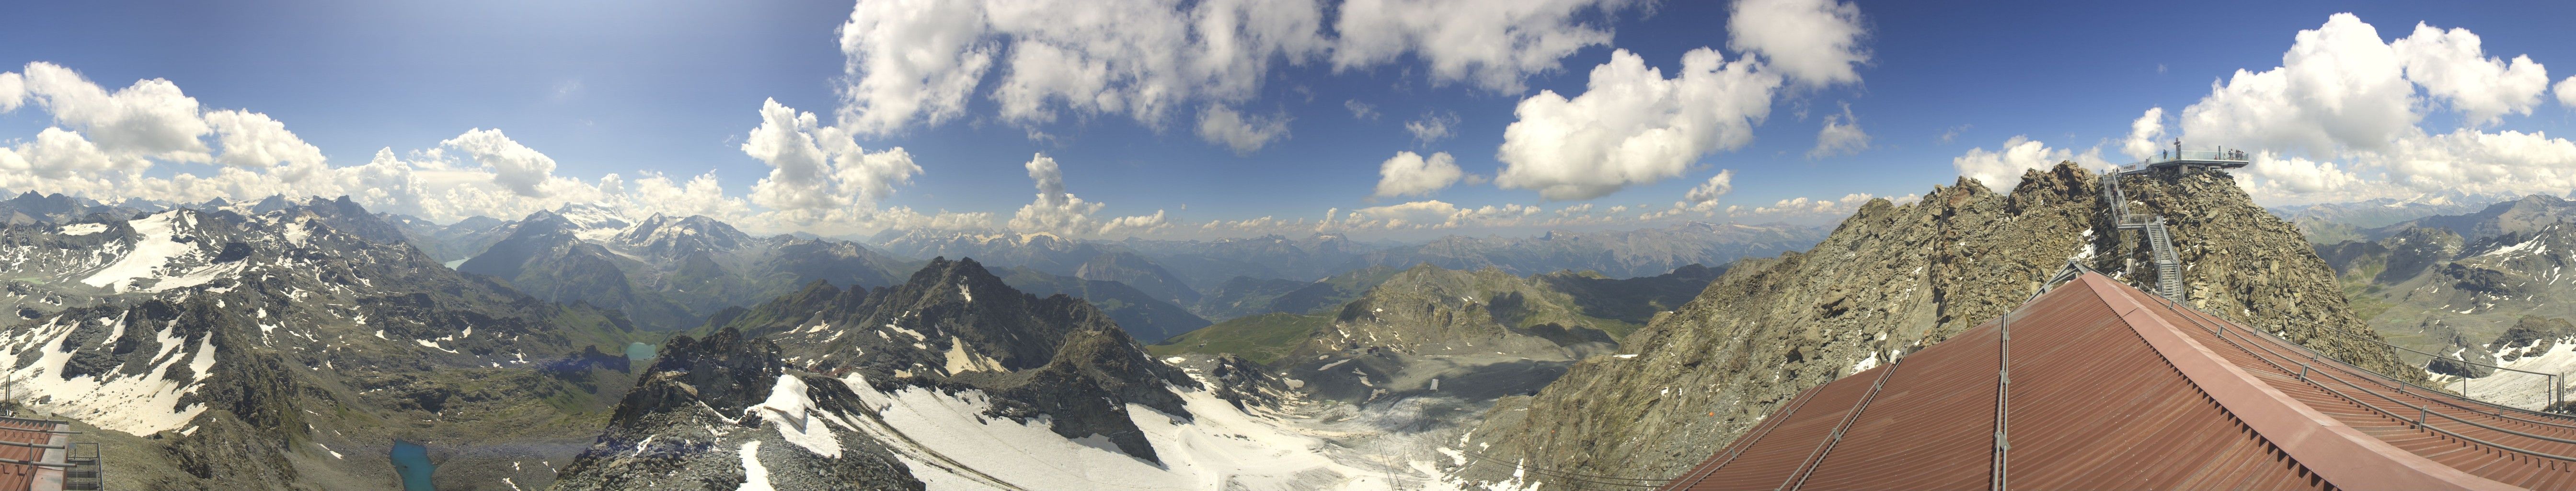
xmin=0 ymin=195 xmax=661 ymax=490
xmin=555 ymin=259 xmax=1526 ymax=490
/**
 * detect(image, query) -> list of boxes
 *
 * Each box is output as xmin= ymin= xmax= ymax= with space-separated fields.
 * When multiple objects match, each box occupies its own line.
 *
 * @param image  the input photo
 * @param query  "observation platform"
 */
xmin=2115 ymin=147 xmax=2251 ymax=176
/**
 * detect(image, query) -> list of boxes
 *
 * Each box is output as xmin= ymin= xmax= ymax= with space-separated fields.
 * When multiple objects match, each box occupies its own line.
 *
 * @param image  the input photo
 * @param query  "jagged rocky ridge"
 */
xmin=0 ymin=196 xmax=657 ymax=490
xmin=709 ymin=257 xmax=1195 ymax=459
xmin=1454 ymin=163 xmax=2413 ymax=483
xmin=2318 ymin=196 xmax=2576 ymax=357
xmin=556 ymin=257 xmax=1382 ymax=489
xmin=547 ymin=328 xmax=923 ymax=491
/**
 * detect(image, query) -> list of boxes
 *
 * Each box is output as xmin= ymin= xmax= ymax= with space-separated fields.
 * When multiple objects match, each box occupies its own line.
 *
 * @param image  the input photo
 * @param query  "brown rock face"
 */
xmin=1455 ymin=163 xmax=2411 ymax=482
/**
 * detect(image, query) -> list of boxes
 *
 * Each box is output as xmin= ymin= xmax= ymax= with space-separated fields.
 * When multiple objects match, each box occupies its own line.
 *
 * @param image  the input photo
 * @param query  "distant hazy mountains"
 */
xmin=2315 ymin=194 xmax=2576 ymax=357
xmin=395 ymin=204 xmax=920 ymax=331
xmin=872 ymin=221 xmax=1820 ymax=316
xmin=0 ymin=190 xmax=136 ymax=226
xmin=2271 ymin=194 xmax=2497 ymax=244
xmin=356 ymin=202 xmax=1812 ymax=347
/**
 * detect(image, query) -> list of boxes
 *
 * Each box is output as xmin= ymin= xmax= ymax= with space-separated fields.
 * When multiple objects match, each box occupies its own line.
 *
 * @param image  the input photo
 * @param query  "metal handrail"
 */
xmin=1674 ymin=383 xmax=1827 ymax=487
xmin=2150 ymin=292 xmax=2576 ymax=425
xmin=1782 ymin=356 xmax=1903 ymax=491
xmin=1990 ymin=308 xmax=2013 ymax=491
xmin=0 ymin=456 xmax=69 ymax=468
xmin=2128 ymin=149 xmax=2252 ymax=167
xmin=1455 ymin=448 xmax=1666 ymax=489
xmin=2194 ymin=303 xmax=2576 ymax=421
xmin=0 ymin=439 xmax=65 ymax=450
xmin=2183 ymin=305 xmax=2574 ymax=421
xmin=2150 ymin=294 xmax=2576 ymax=458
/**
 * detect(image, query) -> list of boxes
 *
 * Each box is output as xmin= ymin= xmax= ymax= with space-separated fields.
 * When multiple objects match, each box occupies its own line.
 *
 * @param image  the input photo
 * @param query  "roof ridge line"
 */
xmin=2080 ymin=273 xmax=2518 ymax=491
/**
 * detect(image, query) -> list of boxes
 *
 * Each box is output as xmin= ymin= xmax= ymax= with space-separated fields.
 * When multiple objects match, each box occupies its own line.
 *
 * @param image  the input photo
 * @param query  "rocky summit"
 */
xmin=1452 ymin=163 xmax=2413 ymax=483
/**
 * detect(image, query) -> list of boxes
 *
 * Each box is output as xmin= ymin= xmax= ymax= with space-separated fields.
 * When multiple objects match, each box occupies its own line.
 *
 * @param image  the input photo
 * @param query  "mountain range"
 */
xmin=1453 ymin=163 xmax=2413 ymax=484
xmin=0 ymin=196 xmax=657 ymax=490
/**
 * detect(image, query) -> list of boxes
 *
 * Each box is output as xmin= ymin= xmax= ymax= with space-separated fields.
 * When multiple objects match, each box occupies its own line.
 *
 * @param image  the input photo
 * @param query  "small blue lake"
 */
xmin=626 ymin=341 xmax=656 ymax=361
xmin=391 ymin=440 xmax=434 ymax=491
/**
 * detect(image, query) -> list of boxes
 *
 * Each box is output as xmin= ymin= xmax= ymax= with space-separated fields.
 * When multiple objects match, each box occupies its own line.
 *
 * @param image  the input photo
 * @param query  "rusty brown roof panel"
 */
xmin=2087 ymin=274 xmax=2518 ymax=491
xmin=2123 ymin=286 xmax=2576 ymax=489
xmin=0 ymin=419 xmax=68 ymax=491
xmin=2004 ymin=278 xmax=2323 ymax=491
xmin=1793 ymin=321 xmax=1999 ymax=491
xmin=1655 ymin=272 xmax=2576 ymax=491
xmin=1674 ymin=359 xmax=1888 ymax=491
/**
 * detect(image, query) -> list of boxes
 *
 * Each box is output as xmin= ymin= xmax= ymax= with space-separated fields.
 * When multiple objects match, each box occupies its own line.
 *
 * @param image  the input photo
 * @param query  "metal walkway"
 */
xmin=2100 ymin=171 xmax=2185 ymax=302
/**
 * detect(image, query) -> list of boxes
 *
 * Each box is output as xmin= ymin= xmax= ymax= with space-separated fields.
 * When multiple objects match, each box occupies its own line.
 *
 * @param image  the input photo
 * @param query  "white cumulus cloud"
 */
xmin=1495 ymin=48 xmax=1783 ymax=200
xmin=2388 ymin=22 xmax=2551 ymax=126
xmin=0 ymin=71 xmax=23 ymax=113
xmin=2161 ymin=14 xmax=2576 ymax=204
xmin=1196 ymin=105 xmax=1293 ymax=155
xmin=1332 ymin=0 xmax=1640 ymax=93
xmin=2178 ymin=14 xmax=2415 ymax=157
xmin=17 ymin=61 xmax=213 ymax=164
xmin=838 ymin=0 xmax=1329 ymax=136
xmin=1725 ymin=0 xmax=1869 ymax=86
xmin=742 ymin=98 xmax=923 ymax=221
xmin=835 ymin=0 xmax=995 ymax=134
xmin=1008 ymin=153 xmax=1169 ymax=237
xmin=2554 ymin=75 xmax=2576 ymax=108
xmin=1684 ymin=169 xmax=1736 ymax=209
xmin=438 ymin=129 xmax=560 ymax=198
xmin=1806 ymin=103 xmax=1867 ymax=159
xmin=1952 ymin=136 xmax=2104 ymax=188
xmin=2119 ymin=107 xmax=2165 ymax=160
xmin=1373 ymin=151 xmax=1464 ymax=198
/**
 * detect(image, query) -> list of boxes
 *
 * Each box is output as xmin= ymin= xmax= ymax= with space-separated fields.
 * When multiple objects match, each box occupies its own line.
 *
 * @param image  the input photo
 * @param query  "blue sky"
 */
xmin=3 ymin=0 xmax=2573 ymax=239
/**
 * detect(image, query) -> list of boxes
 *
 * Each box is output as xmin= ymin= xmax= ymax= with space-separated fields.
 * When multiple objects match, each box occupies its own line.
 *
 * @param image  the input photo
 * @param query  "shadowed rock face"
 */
xmin=690 ymin=257 xmax=1196 ymax=462
xmin=553 ymin=257 xmax=1212 ymax=490
xmin=1456 ymin=163 xmax=2411 ymax=483
xmin=551 ymin=328 xmax=925 ymax=491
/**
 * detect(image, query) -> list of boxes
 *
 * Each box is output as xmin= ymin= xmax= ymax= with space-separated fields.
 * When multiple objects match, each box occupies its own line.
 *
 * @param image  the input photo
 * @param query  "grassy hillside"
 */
xmin=1146 ymin=313 xmax=1331 ymax=365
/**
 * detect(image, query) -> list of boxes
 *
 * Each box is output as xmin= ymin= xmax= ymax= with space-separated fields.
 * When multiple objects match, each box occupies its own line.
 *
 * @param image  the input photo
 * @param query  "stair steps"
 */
xmin=2102 ymin=170 xmax=2186 ymax=303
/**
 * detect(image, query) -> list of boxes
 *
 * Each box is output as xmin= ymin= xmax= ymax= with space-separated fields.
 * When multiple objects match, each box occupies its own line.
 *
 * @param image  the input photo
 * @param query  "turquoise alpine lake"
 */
xmin=391 ymin=440 xmax=434 ymax=491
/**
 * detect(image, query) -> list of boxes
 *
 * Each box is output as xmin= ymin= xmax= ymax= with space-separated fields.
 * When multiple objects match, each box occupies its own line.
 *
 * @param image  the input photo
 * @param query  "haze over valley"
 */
xmin=4 ymin=0 xmax=2576 ymax=489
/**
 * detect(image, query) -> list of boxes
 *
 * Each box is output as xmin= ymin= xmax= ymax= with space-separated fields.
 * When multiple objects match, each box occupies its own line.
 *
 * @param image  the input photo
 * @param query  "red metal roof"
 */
xmin=1661 ymin=272 xmax=2576 ymax=491
xmin=0 ymin=418 xmax=69 ymax=491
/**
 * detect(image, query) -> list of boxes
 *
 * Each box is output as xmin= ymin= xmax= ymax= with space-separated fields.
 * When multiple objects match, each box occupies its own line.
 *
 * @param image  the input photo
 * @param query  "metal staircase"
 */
xmin=64 ymin=442 xmax=100 ymax=491
xmin=2101 ymin=170 xmax=2186 ymax=302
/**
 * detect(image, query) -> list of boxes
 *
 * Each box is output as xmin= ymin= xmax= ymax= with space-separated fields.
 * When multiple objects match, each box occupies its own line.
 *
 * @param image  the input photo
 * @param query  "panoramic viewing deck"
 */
xmin=2116 ymin=143 xmax=2253 ymax=175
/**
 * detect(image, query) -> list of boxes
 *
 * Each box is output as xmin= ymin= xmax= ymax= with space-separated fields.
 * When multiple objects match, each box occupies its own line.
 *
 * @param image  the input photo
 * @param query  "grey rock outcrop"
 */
xmin=1454 ymin=163 xmax=2411 ymax=483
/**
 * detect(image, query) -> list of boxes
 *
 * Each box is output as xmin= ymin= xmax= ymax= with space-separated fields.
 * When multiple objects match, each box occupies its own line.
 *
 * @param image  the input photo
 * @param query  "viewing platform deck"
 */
xmin=2115 ymin=148 xmax=2250 ymax=175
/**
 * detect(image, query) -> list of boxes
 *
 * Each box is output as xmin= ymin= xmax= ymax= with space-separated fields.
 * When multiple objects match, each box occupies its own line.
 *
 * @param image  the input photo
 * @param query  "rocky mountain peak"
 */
xmin=247 ymin=194 xmax=293 ymax=213
xmin=695 ymin=256 xmax=1200 ymax=462
xmin=1458 ymin=162 xmax=2412 ymax=482
xmin=613 ymin=213 xmax=748 ymax=257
